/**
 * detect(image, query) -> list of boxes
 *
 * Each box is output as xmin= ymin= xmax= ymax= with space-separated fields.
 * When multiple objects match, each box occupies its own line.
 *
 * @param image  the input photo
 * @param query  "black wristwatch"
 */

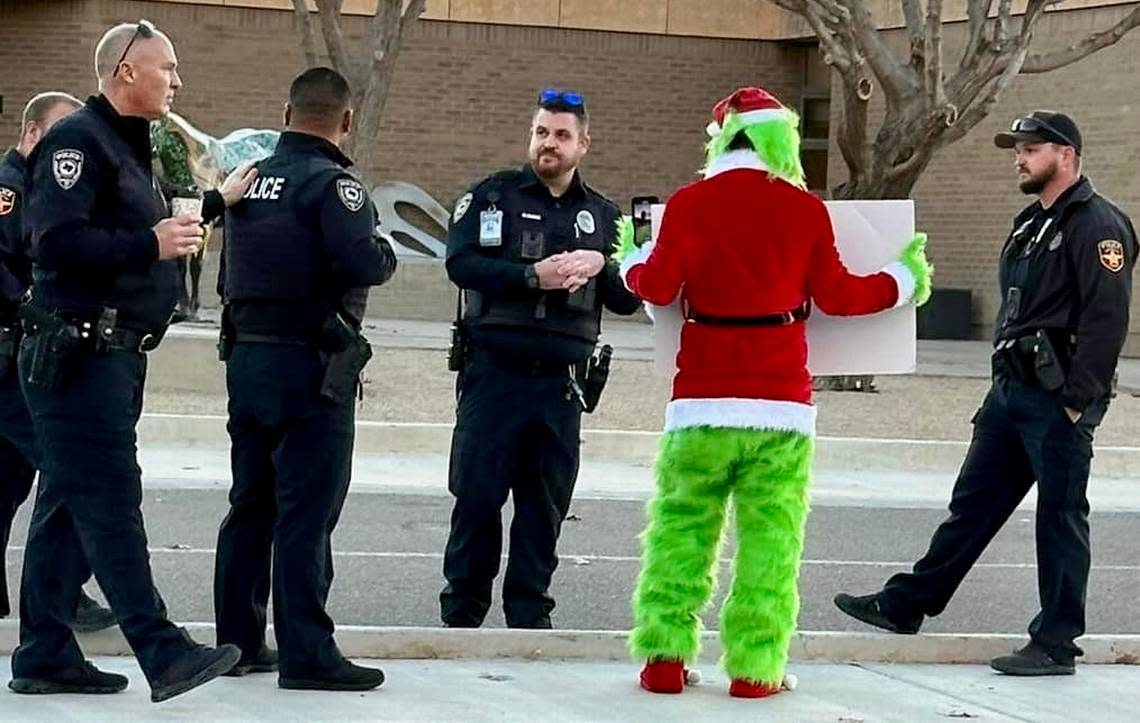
xmin=524 ymin=264 xmax=539 ymax=289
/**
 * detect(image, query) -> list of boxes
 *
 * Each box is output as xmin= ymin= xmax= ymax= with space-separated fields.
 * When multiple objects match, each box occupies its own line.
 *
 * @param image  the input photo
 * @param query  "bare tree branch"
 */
xmin=837 ymin=0 xmax=919 ymax=100
xmin=314 ymin=0 xmax=352 ymax=78
xmin=290 ymin=0 xmax=319 ymax=67
xmin=994 ymin=0 xmax=1013 ymax=45
xmin=902 ymin=0 xmax=924 ymax=39
xmin=941 ymin=46 xmax=1030 ymax=147
xmin=403 ymin=0 xmax=427 ymax=24
xmin=1023 ymin=5 xmax=1140 ymax=73
xmin=959 ymin=0 xmax=992 ymax=70
xmin=924 ymin=0 xmax=946 ymax=109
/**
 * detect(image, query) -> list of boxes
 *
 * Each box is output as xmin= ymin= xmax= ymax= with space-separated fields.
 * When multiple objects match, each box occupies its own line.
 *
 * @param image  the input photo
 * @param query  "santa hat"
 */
xmin=703 ymin=86 xmax=805 ymax=189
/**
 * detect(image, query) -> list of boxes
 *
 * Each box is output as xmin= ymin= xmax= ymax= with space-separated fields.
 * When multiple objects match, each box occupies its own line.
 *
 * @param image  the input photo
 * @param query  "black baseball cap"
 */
xmin=994 ymin=111 xmax=1082 ymax=155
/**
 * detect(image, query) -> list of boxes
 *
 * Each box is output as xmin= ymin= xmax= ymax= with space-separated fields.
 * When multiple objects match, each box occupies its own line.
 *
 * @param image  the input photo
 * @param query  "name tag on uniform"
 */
xmin=479 ymin=208 xmax=503 ymax=247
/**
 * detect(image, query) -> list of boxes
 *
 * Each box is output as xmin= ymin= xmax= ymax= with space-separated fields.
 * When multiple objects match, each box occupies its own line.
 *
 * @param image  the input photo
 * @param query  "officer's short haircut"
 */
xmin=289 ymin=67 xmax=352 ymax=126
xmin=21 ymin=92 xmax=82 ymax=129
xmin=535 ymin=99 xmax=589 ymax=132
xmin=94 ymin=21 xmax=167 ymax=80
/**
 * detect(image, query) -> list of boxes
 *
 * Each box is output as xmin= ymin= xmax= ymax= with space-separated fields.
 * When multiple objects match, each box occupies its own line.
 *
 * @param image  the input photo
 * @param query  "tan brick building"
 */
xmin=1 ymin=0 xmax=1138 ymax=347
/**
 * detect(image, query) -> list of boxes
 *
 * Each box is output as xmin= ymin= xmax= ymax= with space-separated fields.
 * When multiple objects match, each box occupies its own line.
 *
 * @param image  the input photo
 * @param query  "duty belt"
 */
xmin=684 ymin=301 xmax=810 ymax=327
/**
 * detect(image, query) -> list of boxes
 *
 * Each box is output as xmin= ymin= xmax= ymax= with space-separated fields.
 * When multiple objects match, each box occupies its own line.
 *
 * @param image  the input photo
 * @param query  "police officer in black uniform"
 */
xmin=0 ymin=92 xmax=116 ymax=633
xmin=214 ymin=67 xmax=396 ymax=691
xmin=836 ymin=111 xmax=1138 ymax=676
xmin=10 ymin=21 xmax=253 ymax=702
xmin=440 ymin=89 xmax=642 ymax=629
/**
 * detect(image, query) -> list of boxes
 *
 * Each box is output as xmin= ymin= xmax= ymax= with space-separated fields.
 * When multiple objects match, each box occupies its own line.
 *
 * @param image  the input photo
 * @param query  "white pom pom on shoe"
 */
xmin=782 ymin=673 xmax=798 ymax=691
xmin=685 ymin=668 xmax=702 ymax=685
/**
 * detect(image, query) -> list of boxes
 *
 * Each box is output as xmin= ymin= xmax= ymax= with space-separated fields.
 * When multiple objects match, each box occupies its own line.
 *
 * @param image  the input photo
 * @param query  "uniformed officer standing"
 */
xmin=214 ymin=67 xmax=396 ymax=691
xmin=836 ymin=111 xmax=1137 ymax=676
xmin=10 ymin=21 xmax=255 ymax=702
xmin=440 ymin=89 xmax=642 ymax=629
xmin=0 ymin=92 xmax=116 ymax=633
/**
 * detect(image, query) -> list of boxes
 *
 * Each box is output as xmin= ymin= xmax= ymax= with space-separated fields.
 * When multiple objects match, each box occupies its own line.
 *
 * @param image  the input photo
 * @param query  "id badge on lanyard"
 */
xmin=479 ymin=206 xmax=503 ymax=247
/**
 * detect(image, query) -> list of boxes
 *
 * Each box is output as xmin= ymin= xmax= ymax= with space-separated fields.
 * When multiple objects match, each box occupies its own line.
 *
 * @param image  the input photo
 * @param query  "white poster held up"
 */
xmin=647 ymin=200 xmax=917 ymax=378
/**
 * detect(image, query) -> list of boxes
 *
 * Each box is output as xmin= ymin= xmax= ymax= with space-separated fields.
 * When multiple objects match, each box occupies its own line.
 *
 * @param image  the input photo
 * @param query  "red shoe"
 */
xmin=729 ymin=678 xmax=781 ymax=698
xmin=639 ymin=660 xmax=685 ymax=694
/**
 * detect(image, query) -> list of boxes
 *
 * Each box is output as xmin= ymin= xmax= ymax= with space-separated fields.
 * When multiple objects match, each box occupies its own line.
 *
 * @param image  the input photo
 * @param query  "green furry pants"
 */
xmin=630 ymin=426 xmax=812 ymax=685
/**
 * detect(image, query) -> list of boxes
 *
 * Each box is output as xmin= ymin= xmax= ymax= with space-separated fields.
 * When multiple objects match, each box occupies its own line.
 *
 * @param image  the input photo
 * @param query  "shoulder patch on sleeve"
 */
xmin=52 ymin=149 xmax=84 ymax=190
xmin=1098 ymin=239 xmax=1125 ymax=272
xmin=336 ymin=177 xmax=366 ymax=212
xmin=453 ymin=192 xmax=473 ymax=222
xmin=0 ymin=187 xmax=15 ymax=216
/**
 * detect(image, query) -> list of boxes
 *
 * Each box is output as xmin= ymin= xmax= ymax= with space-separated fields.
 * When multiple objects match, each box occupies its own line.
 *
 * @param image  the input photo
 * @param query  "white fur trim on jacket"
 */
xmin=883 ymin=261 xmax=917 ymax=308
xmin=665 ymin=398 xmax=817 ymax=437
xmin=619 ymin=240 xmax=655 ymax=289
xmin=704 ymin=149 xmax=770 ymax=178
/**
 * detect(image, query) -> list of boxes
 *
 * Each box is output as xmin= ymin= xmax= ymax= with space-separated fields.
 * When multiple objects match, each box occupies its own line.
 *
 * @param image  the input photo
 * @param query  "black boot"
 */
xmin=71 ymin=591 xmax=117 ymax=633
xmin=150 ymin=644 xmax=241 ymax=703
xmin=278 ymin=660 xmax=385 ymax=691
xmin=834 ymin=592 xmax=922 ymax=634
xmin=991 ymin=641 xmax=1076 ymax=676
xmin=10 ymin=661 xmax=129 ymax=695
xmin=223 ymin=645 xmax=279 ymax=677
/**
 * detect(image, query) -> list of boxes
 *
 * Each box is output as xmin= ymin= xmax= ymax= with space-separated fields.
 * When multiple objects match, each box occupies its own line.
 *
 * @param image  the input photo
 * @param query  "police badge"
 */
xmin=336 ymin=178 xmax=366 ymax=212
xmin=52 ymin=149 xmax=84 ymax=190
xmin=1098 ymin=239 xmax=1125 ymax=273
xmin=0 ymin=187 xmax=15 ymax=216
xmin=576 ymin=209 xmax=595 ymax=234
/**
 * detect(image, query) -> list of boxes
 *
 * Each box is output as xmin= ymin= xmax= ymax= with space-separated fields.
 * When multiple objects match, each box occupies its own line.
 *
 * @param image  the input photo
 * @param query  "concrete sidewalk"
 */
xmin=0 ymin=654 xmax=1136 ymax=722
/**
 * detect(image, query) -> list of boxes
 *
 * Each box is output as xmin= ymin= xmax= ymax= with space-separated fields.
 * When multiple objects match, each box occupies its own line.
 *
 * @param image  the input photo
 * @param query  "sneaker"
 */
xmin=834 ymin=592 xmax=922 ymax=634
xmin=278 ymin=660 xmax=385 ymax=691
xmin=71 ymin=592 xmax=117 ymax=634
xmin=223 ymin=646 xmax=279 ymax=677
xmin=990 ymin=641 xmax=1076 ymax=676
xmin=150 ymin=644 xmax=241 ymax=703
xmin=10 ymin=661 xmax=128 ymax=695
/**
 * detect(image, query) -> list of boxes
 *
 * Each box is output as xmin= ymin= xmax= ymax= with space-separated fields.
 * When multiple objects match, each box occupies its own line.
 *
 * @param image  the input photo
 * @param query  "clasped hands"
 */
xmin=532 ymin=249 xmax=605 ymax=293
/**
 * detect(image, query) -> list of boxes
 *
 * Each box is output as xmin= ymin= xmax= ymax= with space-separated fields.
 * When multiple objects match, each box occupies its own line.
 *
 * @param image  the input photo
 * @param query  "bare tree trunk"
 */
xmin=289 ymin=0 xmax=427 ymax=179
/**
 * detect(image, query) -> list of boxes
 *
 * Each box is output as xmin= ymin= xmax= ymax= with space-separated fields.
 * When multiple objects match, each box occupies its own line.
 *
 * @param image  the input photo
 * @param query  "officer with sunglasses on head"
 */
xmin=9 ymin=20 xmax=255 ymax=702
xmin=440 ymin=88 xmax=641 ymax=629
xmin=836 ymin=110 xmax=1137 ymax=677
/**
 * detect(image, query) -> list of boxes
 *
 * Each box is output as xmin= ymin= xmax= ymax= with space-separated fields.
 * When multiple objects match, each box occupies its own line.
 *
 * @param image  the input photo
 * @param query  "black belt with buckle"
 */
xmin=99 ymin=327 xmax=162 ymax=352
xmin=685 ymin=301 xmax=810 ymax=327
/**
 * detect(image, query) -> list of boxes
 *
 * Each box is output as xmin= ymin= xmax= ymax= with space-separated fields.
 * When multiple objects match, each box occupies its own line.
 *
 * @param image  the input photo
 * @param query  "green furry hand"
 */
xmin=612 ymin=215 xmax=638 ymax=263
xmin=900 ymin=232 xmax=933 ymax=307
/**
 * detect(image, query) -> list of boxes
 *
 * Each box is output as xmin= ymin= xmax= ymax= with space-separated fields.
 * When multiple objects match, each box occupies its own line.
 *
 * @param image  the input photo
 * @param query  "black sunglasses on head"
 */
xmin=112 ymin=19 xmax=156 ymax=78
xmin=1010 ymin=116 xmax=1079 ymax=152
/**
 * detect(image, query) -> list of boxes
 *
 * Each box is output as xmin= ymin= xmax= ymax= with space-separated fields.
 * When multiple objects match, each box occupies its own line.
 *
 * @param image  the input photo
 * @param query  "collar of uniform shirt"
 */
xmin=1 ymin=148 xmax=27 ymax=179
xmin=88 ymin=94 xmax=154 ymax=167
xmin=1037 ymin=175 xmax=1094 ymax=216
xmin=276 ymin=131 xmax=353 ymax=169
xmin=518 ymin=162 xmax=587 ymax=200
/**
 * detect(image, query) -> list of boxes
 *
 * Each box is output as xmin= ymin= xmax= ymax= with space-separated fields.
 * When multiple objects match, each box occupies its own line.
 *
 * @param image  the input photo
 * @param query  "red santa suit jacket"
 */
xmin=620 ymin=150 xmax=915 ymax=437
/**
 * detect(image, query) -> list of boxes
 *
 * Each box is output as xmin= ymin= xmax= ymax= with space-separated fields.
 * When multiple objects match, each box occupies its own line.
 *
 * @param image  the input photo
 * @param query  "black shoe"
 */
xmin=834 ymin=592 xmax=922 ymax=634
xmin=150 ymin=644 xmax=241 ymax=703
xmin=991 ymin=641 xmax=1075 ymax=676
xmin=278 ymin=660 xmax=385 ymax=691
xmin=223 ymin=646 xmax=279 ymax=677
xmin=507 ymin=618 xmax=552 ymax=629
xmin=71 ymin=593 xmax=117 ymax=633
xmin=10 ymin=661 xmax=129 ymax=695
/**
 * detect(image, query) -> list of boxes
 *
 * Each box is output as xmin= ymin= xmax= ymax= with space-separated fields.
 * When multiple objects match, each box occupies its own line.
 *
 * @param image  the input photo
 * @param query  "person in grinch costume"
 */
xmin=614 ymin=86 xmax=932 ymax=699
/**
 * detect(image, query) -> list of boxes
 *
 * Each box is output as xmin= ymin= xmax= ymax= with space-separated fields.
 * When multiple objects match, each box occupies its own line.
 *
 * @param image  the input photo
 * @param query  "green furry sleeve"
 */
xmin=901 ymin=232 xmax=933 ymax=306
xmin=612 ymin=214 xmax=637 ymax=263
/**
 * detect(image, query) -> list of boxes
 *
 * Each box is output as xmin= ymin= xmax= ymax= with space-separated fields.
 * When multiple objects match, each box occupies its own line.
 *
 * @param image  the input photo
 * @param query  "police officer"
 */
xmin=836 ymin=111 xmax=1137 ymax=676
xmin=10 ymin=21 xmax=254 ymax=701
xmin=0 ymin=92 xmax=116 ymax=633
xmin=214 ymin=67 xmax=396 ymax=691
xmin=440 ymin=89 xmax=642 ymax=628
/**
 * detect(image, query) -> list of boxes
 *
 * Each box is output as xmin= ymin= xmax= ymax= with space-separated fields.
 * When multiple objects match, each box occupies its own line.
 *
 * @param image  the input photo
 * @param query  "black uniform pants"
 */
xmin=214 ymin=343 xmax=354 ymax=675
xmin=440 ymin=349 xmax=582 ymax=628
xmin=11 ymin=344 xmax=194 ymax=682
xmin=0 ymin=360 xmax=37 ymax=618
xmin=880 ymin=375 xmax=1106 ymax=662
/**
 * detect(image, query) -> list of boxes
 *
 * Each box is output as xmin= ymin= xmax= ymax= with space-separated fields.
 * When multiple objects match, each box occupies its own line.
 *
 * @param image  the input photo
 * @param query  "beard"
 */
xmin=531 ymin=150 xmax=575 ymax=179
xmin=1018 ymin=160 xmax=1057 ymax=195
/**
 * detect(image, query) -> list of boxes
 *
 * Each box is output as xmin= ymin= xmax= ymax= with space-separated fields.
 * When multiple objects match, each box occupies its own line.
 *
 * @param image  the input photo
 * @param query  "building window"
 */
xmin=799 ymin=45 xmax=831 ymax=194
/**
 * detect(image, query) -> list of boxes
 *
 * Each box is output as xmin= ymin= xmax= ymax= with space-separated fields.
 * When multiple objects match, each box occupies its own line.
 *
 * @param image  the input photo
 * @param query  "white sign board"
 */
xmin=647 ymin=200 xmax=917 ymax=378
